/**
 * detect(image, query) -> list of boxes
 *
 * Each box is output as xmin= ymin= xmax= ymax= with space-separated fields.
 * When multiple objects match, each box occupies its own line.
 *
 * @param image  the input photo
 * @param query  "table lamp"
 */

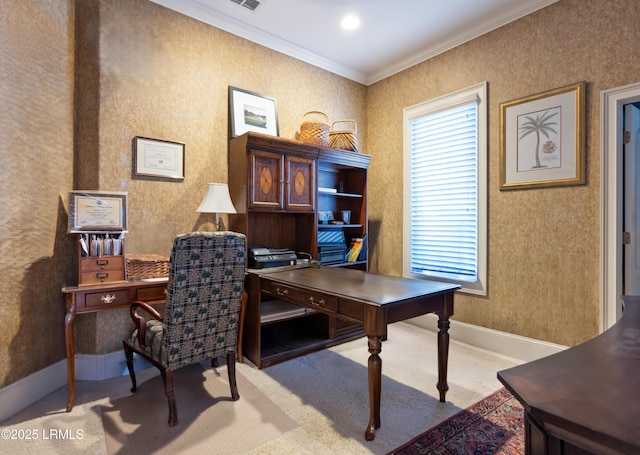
xmin=196 ymin=183 xmax=237 ymax=231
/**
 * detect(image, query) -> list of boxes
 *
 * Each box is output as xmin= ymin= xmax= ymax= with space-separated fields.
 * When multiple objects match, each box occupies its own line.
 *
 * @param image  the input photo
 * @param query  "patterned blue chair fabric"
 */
xmin=123 ymin=231 xmax=247 ymax=426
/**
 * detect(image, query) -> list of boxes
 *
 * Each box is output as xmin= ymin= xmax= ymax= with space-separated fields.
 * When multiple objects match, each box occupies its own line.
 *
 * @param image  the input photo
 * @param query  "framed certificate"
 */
xmin=133 ymin=136 xmax=185 ymax=180
xmin=69 ymin=191 xmax=127 ymax=233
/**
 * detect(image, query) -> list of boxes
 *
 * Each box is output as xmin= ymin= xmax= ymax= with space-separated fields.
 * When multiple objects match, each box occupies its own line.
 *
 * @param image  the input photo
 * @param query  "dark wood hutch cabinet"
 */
xmin=228 ymin=132 xmax=370 ymax=367
xmin=249 ymin=150 xmax=316 ymax=211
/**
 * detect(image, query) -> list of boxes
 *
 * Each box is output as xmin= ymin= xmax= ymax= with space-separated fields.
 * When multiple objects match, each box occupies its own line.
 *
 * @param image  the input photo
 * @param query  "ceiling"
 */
xmin=149 ymin=0 xmax=558 ymax=86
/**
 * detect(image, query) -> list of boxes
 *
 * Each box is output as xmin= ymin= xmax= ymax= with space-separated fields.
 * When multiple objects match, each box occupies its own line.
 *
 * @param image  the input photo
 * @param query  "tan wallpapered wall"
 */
xmin=72 ymin=0 xmax=368 ymax=357
xmin=0 ymin=0 xmax=367 ymax=387
xmin=0 ymin=0 xmax=76 ymax=387
xmin=367 ymin=0 xmax=640 ymax=346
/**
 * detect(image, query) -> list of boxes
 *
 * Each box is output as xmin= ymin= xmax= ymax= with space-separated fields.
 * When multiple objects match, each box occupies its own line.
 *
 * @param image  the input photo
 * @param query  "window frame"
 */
xmin=402 ymin=82 xmax=487 ymax=295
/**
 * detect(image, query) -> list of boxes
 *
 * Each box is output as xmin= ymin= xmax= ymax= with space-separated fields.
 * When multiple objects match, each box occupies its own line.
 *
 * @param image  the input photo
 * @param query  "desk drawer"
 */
xmin=83 ymin=289 xmax=131 ymax=310
xmin=271 ymin=283 xmax=337 ymax=314
xmin=136 ymin=286 xmax=166 ymax=302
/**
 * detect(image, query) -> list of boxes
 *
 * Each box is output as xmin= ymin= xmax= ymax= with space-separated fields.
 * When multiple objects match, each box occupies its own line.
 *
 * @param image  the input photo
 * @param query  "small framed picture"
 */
xmin=69 ymin=191 xmax=127 ymax=233
xmin=229 ymin=86 xmax=279 ymax=137
xmin=499 ymin=82 xmax=586 ymax=190
xmin=133 ymin=136 xmax=185 ymax=180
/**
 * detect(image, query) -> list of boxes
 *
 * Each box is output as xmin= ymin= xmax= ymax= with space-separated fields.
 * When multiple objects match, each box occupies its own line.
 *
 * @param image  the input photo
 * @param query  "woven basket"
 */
xmin=126 ymin=253 xmax=169 ymax=280
xmin=328 ymin=120 xmax=358 ymax=152
xmin=300 ymin=111 xmax=330 ymax=146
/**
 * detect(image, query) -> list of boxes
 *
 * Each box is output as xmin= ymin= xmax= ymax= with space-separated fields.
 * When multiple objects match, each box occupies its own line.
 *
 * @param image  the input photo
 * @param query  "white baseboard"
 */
xmin=75 ymin=350 xmax=153 ymax=380
xmin=407 ymin=314 xmax=567 ymax=363
xmin=1 ymin=321 xmax=564 ymax=423
xmin=0 ymin=352 xmax=153 ymax=423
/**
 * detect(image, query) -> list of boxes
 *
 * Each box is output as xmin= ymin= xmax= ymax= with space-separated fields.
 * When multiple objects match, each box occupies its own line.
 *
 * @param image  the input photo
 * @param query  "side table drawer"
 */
xmin=80 ymin=255 xmax=124 ymax=272
xmin=80 ymin=269 xmax=126 ymax=285
xmin=83 ymin=289 xmax=131 ymax=310
xmin=271 ymin=283 xmax=337 ymax=314
xmin=136 ymin=286 xmax=167 ymax=302
xmin=79 ymin=255 xmax=125 ymax=285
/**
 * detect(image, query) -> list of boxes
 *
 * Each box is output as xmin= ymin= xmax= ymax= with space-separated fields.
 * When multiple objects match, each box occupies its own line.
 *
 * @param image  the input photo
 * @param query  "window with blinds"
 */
xmin=403 ymin=82 xmax=487 ymax=295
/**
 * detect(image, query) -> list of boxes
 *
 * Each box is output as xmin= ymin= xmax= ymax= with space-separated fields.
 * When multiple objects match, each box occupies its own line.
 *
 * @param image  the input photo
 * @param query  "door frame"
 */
xmin=601 ymin=81 xmax=640 ymax=330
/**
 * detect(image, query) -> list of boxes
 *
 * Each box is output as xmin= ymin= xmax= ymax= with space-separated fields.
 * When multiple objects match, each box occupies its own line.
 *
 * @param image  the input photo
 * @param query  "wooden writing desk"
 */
xmin=498 ymin=296 xmax=640 ymax=455
xmin=61 ymin=278 xmax=168 ymax=412
xmin=246 ymin=265 xmax=459 ymax=441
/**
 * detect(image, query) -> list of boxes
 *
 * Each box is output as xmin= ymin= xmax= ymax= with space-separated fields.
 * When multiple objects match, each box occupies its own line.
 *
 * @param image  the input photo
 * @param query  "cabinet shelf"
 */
xmin=318 ymin=223 xmax=363 ymax=229
xmin=259 ymin=313 xmax=363 ymax=368
xmin=327 ymin=260 xmax=368 ymax=268
xmin=319 ymin=190 xmax=363 ymax=198
xmin=261 ymin=299 xmax=314 ymax=324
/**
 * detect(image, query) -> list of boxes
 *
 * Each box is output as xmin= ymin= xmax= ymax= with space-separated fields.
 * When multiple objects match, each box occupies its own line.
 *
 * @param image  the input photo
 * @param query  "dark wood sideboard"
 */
xmin=498 ymin=296 xmax=640 ymax=455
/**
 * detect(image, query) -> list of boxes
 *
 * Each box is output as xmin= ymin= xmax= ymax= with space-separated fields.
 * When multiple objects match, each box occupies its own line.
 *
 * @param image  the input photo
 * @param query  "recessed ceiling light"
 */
xmin=341 ymin=14 xmax=360 ymax=31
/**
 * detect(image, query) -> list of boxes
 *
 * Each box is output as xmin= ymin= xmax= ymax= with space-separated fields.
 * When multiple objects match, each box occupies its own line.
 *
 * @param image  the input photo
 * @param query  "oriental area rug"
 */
xmin=388 ymin=388 xmax=524 ymax=455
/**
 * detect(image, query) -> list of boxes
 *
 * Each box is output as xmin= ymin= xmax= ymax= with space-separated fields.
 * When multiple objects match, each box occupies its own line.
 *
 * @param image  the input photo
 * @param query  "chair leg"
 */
xmin=123 ymin=342 xmax=137 ymax=393
xmin=162 ymin=369 xmax=177 ymax=426
xmin=237 ymin=290 xmax=248 ymax=363
xmin=211 ymin=357 xmax=219 ymax=368
xmin=226 ymin=352 xmax=240 ymax=401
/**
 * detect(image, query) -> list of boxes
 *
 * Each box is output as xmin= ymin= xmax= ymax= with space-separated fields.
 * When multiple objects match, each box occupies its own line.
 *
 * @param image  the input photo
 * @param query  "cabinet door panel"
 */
xmin=251 ymin=151 xmax=283 ymax=208
xmin=286 ymin=156 xmax=315 ymax=211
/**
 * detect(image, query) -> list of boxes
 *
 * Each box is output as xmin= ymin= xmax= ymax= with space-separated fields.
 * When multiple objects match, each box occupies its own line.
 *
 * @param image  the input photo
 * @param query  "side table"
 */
xmin=61 ymin=279 xmax=168 ymax=411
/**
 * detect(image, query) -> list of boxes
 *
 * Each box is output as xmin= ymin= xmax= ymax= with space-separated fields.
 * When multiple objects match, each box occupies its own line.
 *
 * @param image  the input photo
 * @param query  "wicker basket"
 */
xmin=126 ymin=253 xmax=170 ymax=280
xmin=300 ymin=111 xmax=330 ymax=146
xmin=328 ymin=120 xmax=358 ymax=152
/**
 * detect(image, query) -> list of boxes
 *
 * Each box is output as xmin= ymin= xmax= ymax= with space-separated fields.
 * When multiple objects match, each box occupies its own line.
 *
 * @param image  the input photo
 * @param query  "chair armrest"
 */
xmin=130 ymin=301 xmax=163 ymax=349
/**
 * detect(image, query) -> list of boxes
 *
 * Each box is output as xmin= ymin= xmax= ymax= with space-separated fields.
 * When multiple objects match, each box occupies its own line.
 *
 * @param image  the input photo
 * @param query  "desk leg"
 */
xmin=436 ymin=315 xmax=450 ymax=402
xmin=365 ymin=335 xmax=382 ymax=441
xmin=64 ymin=295 xmax=77 ymax=412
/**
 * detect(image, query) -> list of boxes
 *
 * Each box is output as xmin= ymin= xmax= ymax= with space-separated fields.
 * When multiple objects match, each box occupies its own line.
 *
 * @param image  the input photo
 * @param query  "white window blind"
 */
xmin=409 ymin=101 xmax=479 ymax=281
xmin=403 ymin=82 xmax=487 ymax=295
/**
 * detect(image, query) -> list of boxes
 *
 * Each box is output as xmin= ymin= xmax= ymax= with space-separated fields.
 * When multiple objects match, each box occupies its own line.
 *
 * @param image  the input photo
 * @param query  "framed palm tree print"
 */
xmin=499 ymin=82 xmax=585 ymax=190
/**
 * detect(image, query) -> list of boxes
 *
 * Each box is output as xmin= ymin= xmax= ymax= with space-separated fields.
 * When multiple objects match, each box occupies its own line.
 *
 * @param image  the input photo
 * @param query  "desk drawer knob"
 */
xmin=101 ymin=294 xmax=117 ymax=304
xmin=275 ymin=287 xmax=289 ymax=296
xmin=309 ymin=297 xmax=325 ymax=307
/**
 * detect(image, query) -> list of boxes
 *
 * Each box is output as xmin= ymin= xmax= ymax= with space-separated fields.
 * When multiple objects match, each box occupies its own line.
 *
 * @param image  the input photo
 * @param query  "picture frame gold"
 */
xmin=499 ymin=82 xmax=586 ymax=190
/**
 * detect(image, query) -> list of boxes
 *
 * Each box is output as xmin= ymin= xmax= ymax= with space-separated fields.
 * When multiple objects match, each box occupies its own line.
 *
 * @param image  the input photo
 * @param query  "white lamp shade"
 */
xmin=196 ymin=183 xmax=237 ymax=214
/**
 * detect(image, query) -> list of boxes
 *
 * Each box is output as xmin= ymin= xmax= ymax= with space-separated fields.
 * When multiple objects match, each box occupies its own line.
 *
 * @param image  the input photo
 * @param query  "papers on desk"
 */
xmin=79 ymin=233 xmax=124 ymax=257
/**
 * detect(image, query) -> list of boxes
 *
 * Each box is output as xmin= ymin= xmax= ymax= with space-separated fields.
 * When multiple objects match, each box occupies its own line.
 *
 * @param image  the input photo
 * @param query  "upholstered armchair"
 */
xmin=122 ymin=231 xmax=247 ymax=426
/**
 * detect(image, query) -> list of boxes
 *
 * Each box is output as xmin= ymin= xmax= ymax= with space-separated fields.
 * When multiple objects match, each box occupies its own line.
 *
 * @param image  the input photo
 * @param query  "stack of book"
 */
xmin=345 ymin=235 xmax=367 ymax=262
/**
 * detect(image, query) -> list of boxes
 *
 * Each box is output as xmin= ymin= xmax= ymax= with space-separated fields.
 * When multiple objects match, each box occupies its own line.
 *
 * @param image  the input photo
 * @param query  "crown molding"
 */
xmin=151 ymin=0 xmax=558 ymax=86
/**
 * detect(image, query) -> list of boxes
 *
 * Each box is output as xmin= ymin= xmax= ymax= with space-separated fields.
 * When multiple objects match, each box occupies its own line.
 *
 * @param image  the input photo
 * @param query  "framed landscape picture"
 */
xmin=229 ymin=86 xmax=279 ymax=137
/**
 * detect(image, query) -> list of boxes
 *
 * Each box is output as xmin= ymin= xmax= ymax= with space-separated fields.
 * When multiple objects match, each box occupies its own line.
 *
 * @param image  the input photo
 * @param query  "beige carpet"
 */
xmin=101 ymin=364 xmax=297 ymax=455
xmin=0 ymin=322 xmax=521 ymax=455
